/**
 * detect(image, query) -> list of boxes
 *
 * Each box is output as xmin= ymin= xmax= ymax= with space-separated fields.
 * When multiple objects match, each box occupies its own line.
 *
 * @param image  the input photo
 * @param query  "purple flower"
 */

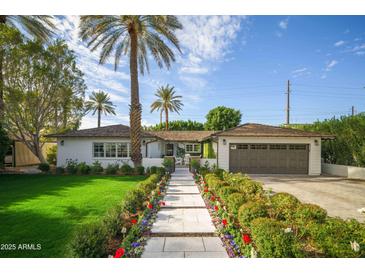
xmin=141 ymin=219 xmax=148 ymax=226
xmin=131 ymin=242 xmax=141 ymax=248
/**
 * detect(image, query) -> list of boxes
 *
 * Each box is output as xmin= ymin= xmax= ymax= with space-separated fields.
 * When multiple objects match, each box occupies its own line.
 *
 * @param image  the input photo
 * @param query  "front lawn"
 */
xmin=0 ymin=174 xmax=145 ymax=258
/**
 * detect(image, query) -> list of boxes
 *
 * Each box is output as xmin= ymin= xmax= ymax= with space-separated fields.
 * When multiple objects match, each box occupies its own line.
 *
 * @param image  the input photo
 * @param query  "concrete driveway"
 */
xmin=250 ymin=175 xmax=365 ymax=222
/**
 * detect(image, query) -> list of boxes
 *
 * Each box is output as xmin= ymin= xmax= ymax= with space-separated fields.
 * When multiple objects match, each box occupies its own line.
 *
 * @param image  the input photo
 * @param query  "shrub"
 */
xmin=123 ymin=188 xmax=147 ymax=214
xmin=56 ymin=167 xmax=65 ymax=175
xmin=271 ymin=192 xmax=301 ymax=221
xmin=135 ymin=165 xmax=145 ymax=175
xmin=69 ymin=222 xmax=109 ymax=258
xmin=213 ymin=168 xmax=225 ymax=179
xmin=238 ymin=201 xmax=269 ymax=228
xmin=66 ymin=159 xmax=78 ymax=174
xmin=198 ymin=166 xmax=210 ymax=177
xmin=308 ymin=218 xmax=365 ymax=258
xmin=77 ymin=162 xmax=90 ymax=175
xmin=105 ymin=163 xmax=119 ymax=175
xmin=227 ymin=193 xmax=247 ymax=215
xmin=295 ymin=203 xmax=327 ymax=224
xmin=138 ymin=174 xmax=159 ymax=195
xmin=90 ymin=161 xmax=103 ymax=174
xmin=239 ymin=180 xmax=264 ymax=197
xmin=150 ymin=166 xmax=158 ymax=174
xmin=217 ymin=186 xmax=239 ymax=202
xmin=120 ymin=163 xmax=133 ymax=175
xmin=162 ymin=158 xmax=174 ymax=172
xmin=156 ymin=167 xmax=166 ymax=177
xmin=251 ymin=217 xmax=304 ymax=258
xmin=46 ymin=145 xmax=57 ymax=165
xmin=190 ymin=159 xmax=200 ymax=172
xmin=145 ymin=167 xmax=150 ymax=175
xmin=38 ymin=163 xmax=50 ymax=172
xmin=205 ymin=174 xmax=229 ymax=193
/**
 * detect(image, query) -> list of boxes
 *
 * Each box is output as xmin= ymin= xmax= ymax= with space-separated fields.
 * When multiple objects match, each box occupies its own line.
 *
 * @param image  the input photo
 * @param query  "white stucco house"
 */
xmin=48 ymin=123 xmax=333 ymax=175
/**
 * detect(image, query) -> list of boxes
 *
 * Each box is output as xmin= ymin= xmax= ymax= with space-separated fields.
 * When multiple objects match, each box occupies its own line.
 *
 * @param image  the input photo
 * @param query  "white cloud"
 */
xmin=355 ymin=51 xmax=365 ymax=56
xmin=291 ymin=67 xmax=310 ymax=78
xmin=325 ymin=60 xmax=338 ymax=71
xmin=334 ymin=40 xmax=345 ymax=47
xmin=352 ymin=43 xmax=365 ymax=52
xmin=278 ymin=17 xmax=289 ymax=30
xmin=179 ymin=66 xmax=209 ymax=74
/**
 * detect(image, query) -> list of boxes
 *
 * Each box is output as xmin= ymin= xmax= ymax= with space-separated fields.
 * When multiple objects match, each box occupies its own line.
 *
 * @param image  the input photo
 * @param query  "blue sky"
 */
xmin=54 ymin=16 xmax=365 ymax=128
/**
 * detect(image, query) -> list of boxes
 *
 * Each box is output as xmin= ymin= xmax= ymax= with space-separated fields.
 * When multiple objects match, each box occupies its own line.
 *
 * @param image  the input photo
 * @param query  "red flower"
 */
xmin=214 ymin=205 xmax=219 ymax=211
xmin=159 ymin=201 xmax=166 ymax=206
xmin=157 ymin=191 xmax=161 ymax=196
xmin=113 ymin=247 xmax=125 ymax=258
xmin=131 ymin=219 xmax=137 ymax=224
xmin=204 ymin=188 xmax=209 ymax=193
xmin=147 ymin=203 xmax=153 ymax=209
xmin=242 ymin=234 xmax=252 ymax=244
xmin=222 ymin=219 xmax=228 ymax=226
xmin=211 ymin=196 xmax=216 ymax=202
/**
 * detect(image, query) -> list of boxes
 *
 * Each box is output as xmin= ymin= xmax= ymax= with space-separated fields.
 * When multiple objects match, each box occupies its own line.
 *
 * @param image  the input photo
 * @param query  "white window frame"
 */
xmin=92 ymin=142 xmax=130 ymax=159
xmin=185 ymin=143 xmax=201 ymax=153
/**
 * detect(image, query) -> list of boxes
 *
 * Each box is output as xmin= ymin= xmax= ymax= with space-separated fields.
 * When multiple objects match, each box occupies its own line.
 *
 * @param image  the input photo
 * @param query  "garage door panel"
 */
xmin=229 ymin=143 xmax=309 ymax=174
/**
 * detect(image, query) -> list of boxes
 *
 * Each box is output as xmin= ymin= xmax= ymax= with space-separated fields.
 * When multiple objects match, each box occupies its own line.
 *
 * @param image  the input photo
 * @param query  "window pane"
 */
xmin=185 ymin=144 xmax=193 ymax=152
xmin=93 ymin=143 xmax=104 ymax=157
xmin=193 ymin=144 xmax=201 ymax=152
xmin=105 ymin=143 xmax=116 ymax=157
xmin=117 ymin=143 xmax=128 ymax=158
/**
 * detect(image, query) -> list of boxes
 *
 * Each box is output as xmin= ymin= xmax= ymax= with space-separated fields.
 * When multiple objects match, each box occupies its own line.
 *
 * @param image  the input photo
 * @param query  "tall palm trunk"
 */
xmin=160 ymin=109 xmax=163 ymax=127
xmin=0 ymin=15 xmax=6 ymax=121
xmin=97 ymin=108 xmax=101 ymax=128
xmin=129 ymin=28 xmax=142 ymax=166
xmin=165 ymin=107 xmax=169 ymax=130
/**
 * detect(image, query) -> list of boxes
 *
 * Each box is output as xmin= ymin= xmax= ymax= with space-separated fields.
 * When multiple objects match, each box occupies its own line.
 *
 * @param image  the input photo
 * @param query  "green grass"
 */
xmin=0 ymin=174 xmax=145 ymax=258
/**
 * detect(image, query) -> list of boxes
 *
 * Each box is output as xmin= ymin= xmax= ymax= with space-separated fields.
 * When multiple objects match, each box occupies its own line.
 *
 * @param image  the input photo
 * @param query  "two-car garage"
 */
xmin=213 ymin=123 xmax=333 ymax=175
xmin=228 ymin=143 xmax=309 ymax=174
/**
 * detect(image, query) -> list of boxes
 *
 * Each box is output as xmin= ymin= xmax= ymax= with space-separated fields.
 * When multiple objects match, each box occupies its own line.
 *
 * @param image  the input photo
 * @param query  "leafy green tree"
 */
xmin=79 ymin=16 xmax=182 ymax=166
xmin=290 ymin=114 xmax=365 ymax=167
xmin=205 ymin=106 xmax=242 ymax=130
xmin=85 ymin=90 xmax=116 ymax=128
xmin=2 ymin=36 xmax=85 ymax=163
xmin=146 ymin=120 xmax=204 ymax=131
xmin=150 ymin=85 xmax=183 ymax=130
xmin=0 ymin=123 xmax=10 ymax=168
xmin=0 ymin=16 xmax=56 ymax=120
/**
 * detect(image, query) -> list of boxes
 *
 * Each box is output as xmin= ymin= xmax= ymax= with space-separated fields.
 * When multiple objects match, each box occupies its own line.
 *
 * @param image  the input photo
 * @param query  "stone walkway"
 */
xmin=142 ymin=168 xmax=228 ymax=258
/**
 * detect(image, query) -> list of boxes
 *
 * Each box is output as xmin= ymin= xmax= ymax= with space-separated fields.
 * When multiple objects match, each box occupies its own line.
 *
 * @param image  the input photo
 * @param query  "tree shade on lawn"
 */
xmin=0 ymin=175 xmax=145 ymax=258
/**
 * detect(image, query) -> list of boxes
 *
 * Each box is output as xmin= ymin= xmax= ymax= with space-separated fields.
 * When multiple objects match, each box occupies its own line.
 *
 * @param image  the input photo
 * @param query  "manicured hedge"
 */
xmin=200 ymin=171 xmax=365 ymax=258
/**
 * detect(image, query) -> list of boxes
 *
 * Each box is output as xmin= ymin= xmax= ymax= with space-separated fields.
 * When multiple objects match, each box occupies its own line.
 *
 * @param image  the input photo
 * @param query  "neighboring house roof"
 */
xmin=212 ymin=123 xmax=335 ymax=139
xmin=46 ymin=124 xmax=155 ymax=138
xmin=149 ymin=131 xmax=215 ymax=142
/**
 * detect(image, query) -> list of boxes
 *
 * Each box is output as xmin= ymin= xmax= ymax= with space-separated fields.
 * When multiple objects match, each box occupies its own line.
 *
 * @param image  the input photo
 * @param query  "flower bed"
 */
xmin=69 ymin=172 xmax=169 ymax=258
xmin=194 ymin=171 xmax=365 ymax=258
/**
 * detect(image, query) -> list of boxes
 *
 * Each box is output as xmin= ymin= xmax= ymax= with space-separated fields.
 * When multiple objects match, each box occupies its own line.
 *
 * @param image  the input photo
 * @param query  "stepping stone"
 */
xmin=141 ymin=252 xmax=184 ymax=258
xmin=164 ymin=194 xmax=205 ymax=208
xmin=164 ymin=237 xmax=205 ymax=252
xmin=184 ymin=251 xmax=229 ymax=258
xmin=169 ymin=180 xmax=196 ymax=186
xmin=150 ymin=208 xmax=215 ymax=234
xmin=166 ymin=185 xmax=200 ymax=194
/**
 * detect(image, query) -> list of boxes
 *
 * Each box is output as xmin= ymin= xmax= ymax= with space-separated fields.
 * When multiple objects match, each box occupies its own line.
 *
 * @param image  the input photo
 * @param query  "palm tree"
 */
xmin=151 ymin=85 xmax=183 ymax=130
xmin=79 ymin=16 xmax=182 ymax=166
xmin=0 ymin=15 xmax=56 ymax=120
xmin=85 ymin=90 xmax=116 ymax=128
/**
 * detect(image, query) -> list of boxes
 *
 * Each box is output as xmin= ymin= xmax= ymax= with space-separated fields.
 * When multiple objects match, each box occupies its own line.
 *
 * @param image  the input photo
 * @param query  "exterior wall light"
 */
xmin=60 ymin=140 xmax=64 ymax=146
xmin=223 ymin=139 xmax=227 ymax=145
xmin=314 ymin=139 xmax=319 ymax=146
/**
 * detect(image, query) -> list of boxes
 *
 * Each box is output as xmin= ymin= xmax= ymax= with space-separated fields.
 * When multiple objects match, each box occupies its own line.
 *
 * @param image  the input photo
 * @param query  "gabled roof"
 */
xmin=212 ymin=123 xmax=335 ymax=139
xmin=149 ymin=130 xmax=215 ymax=142
xmin=46 ymin=124 xmax=154 ymax=138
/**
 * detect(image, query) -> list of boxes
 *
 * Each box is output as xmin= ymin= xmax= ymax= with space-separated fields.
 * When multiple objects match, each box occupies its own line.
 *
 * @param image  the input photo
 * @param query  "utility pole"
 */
xmin=286 ymin=80 xmax=290 ymax=125
xmin=351 ymin=106 xmax=355 ymax=116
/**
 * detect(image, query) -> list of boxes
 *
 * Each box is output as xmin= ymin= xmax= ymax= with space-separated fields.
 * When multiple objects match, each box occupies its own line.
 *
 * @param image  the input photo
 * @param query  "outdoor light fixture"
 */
xmin=314 ymin=139 xmax=319 ymax=146
xmin=223 ymin=139 xmax=227 ymax=145
xmin=60 ymin=140 xmax=64 ymax=146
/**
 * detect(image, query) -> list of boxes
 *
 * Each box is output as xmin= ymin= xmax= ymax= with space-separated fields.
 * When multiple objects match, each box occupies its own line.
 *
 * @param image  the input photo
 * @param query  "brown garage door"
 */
xmin=229 ymin=143 xmax=309 ymax=174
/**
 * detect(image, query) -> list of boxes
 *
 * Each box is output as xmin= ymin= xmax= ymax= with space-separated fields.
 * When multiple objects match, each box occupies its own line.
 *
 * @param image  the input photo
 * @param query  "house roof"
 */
xmin=149 ymin=131 xmax=215 ymax=142
xmin=46 ymin=124 xmax=154 ymax=138
xmin=212 ymin=123 xmax=335 ymax=139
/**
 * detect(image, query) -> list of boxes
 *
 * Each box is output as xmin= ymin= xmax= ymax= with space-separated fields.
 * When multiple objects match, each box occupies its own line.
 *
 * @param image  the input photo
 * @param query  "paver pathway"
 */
xmin=142 ymin=168 xmax=228 ymax=258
